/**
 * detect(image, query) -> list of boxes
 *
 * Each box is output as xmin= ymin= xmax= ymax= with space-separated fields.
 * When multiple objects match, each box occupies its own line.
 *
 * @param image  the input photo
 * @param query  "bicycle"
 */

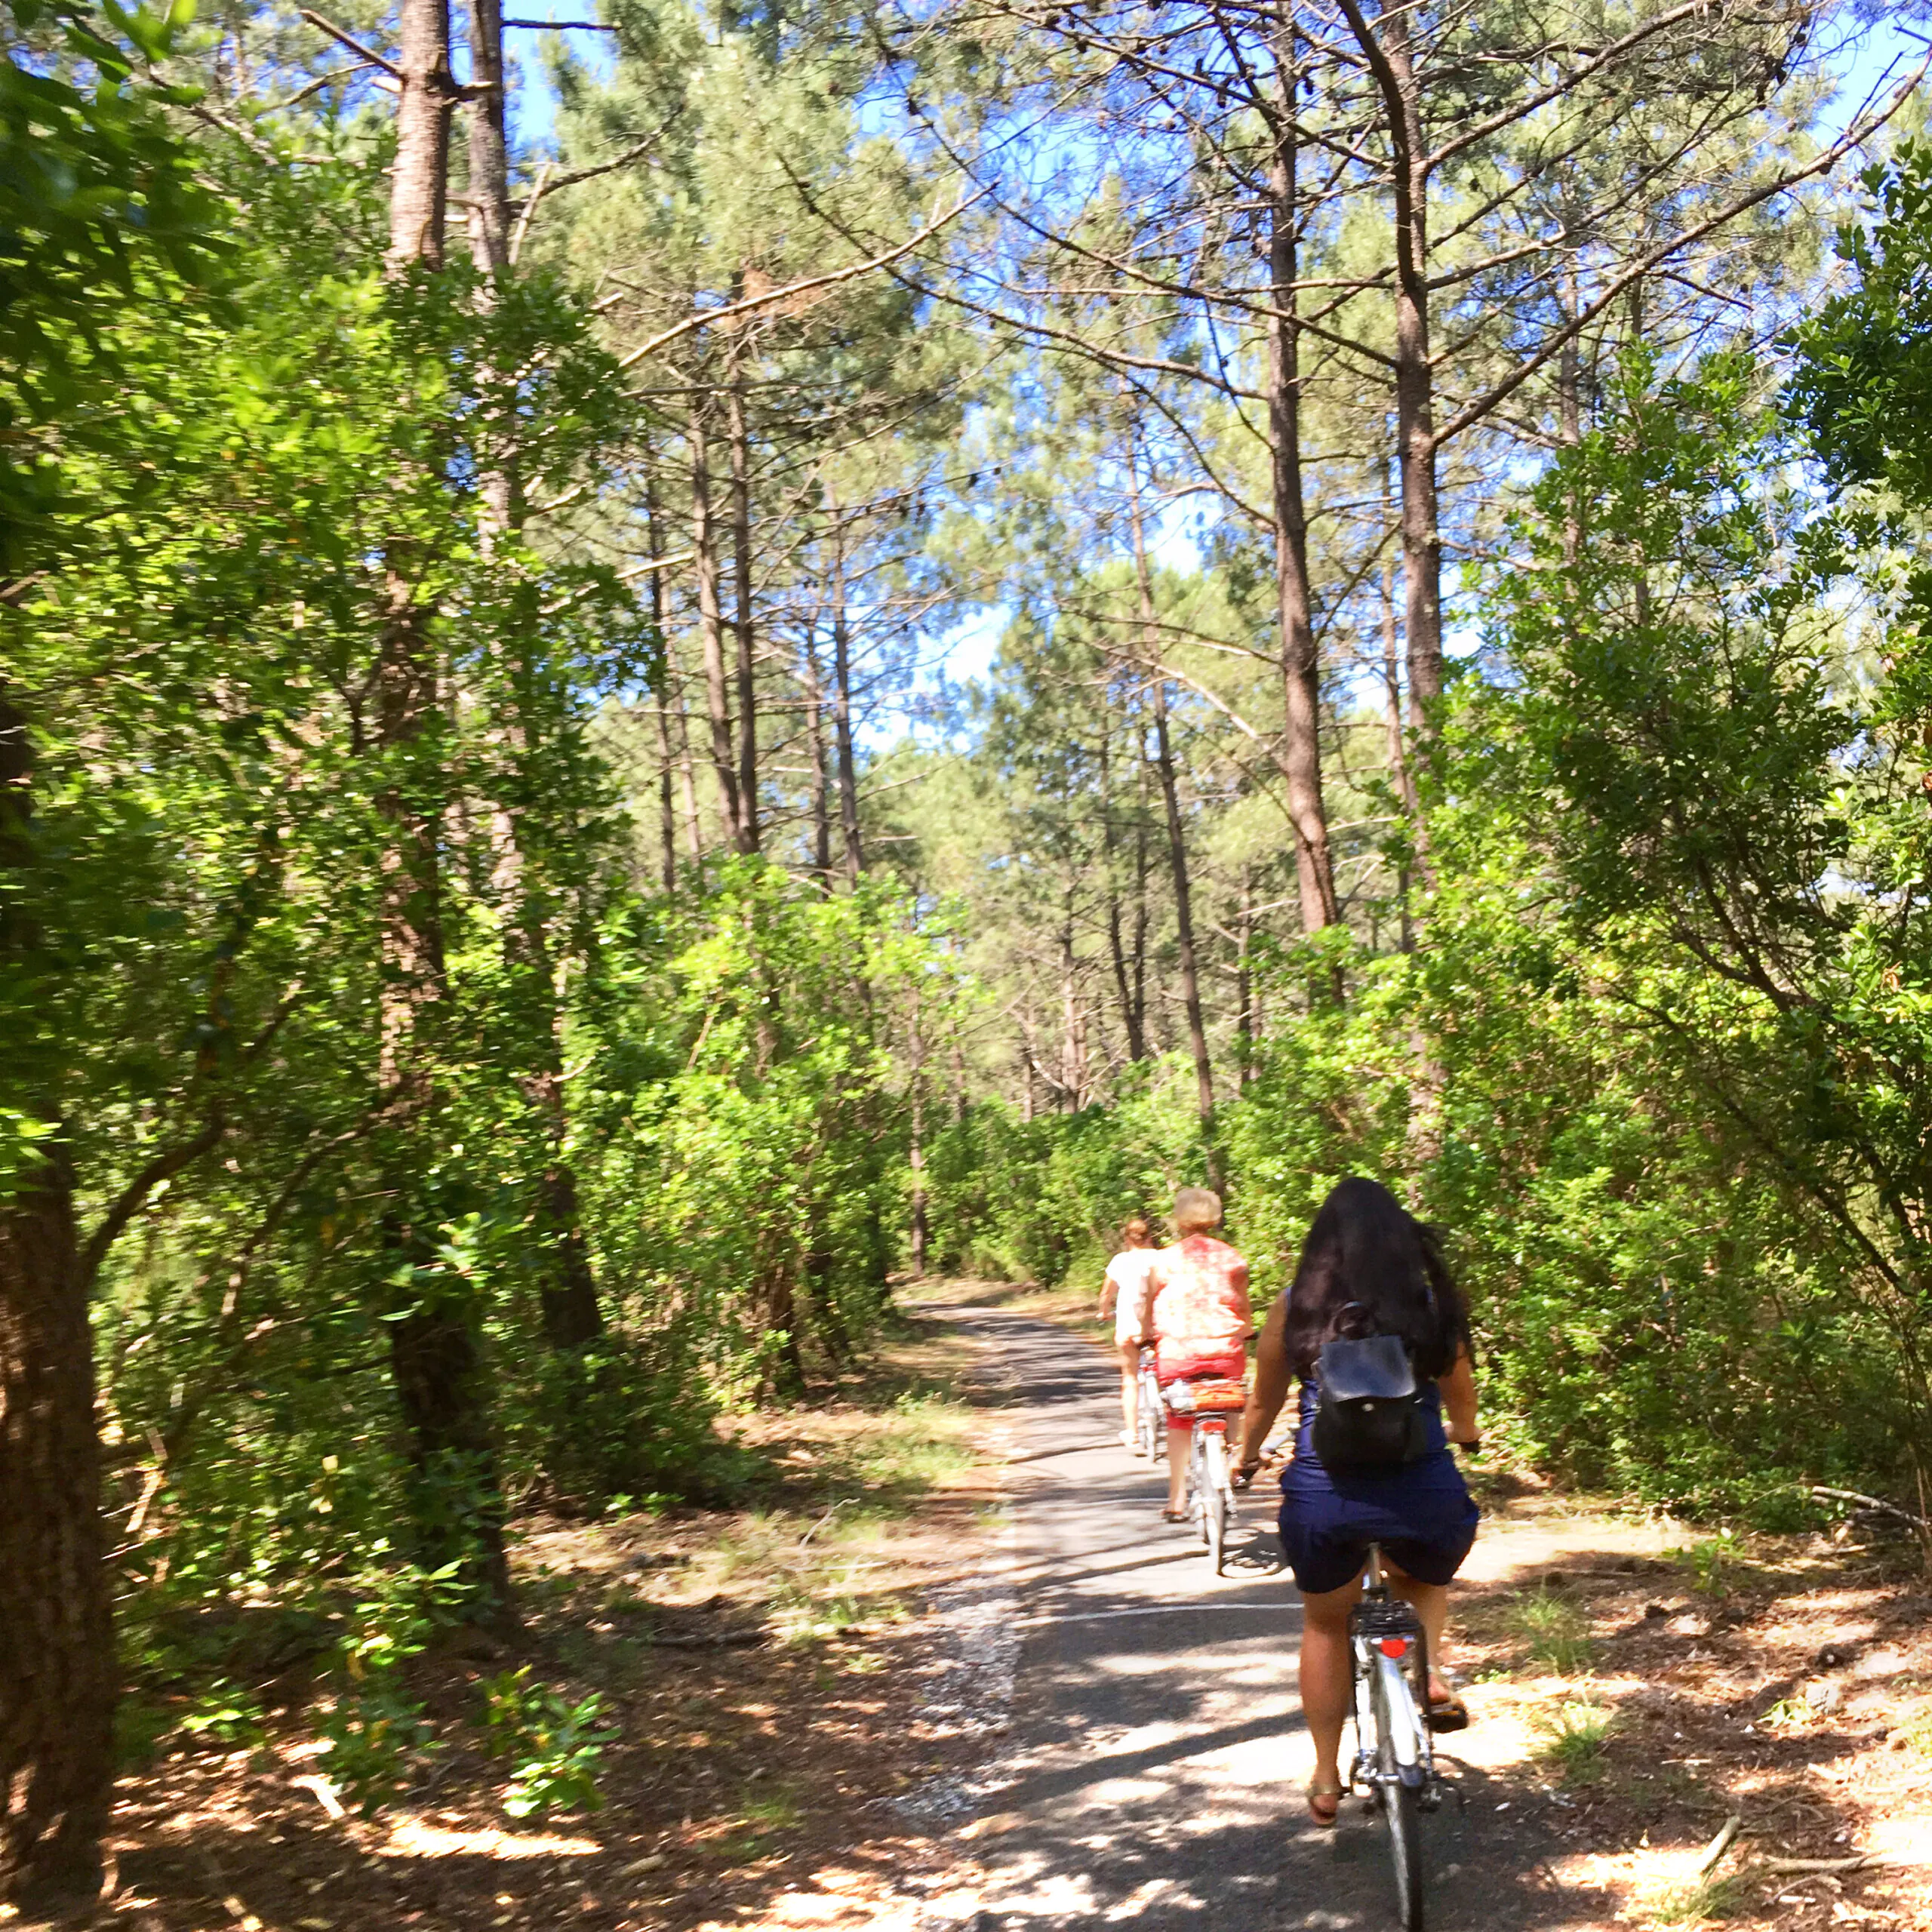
xmin=1346 ymin=1542 xmax=1449 ymax=1932
xmin=1134 ymin=1345 xmax=1163 ymax=1460
xmin=1163 ymin=1375 xmax=1247 ymax=1574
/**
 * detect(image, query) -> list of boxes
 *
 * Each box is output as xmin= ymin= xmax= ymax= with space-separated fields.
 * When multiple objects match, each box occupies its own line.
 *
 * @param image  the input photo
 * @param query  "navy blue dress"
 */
xmin=1277 ymin=1373 xmax=1478 ymax=1595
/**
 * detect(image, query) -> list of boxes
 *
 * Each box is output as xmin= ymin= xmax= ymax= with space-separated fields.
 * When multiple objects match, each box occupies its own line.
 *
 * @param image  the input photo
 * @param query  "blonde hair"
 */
xmin=1173 ymin=1186 xmax=1223 ymax=1233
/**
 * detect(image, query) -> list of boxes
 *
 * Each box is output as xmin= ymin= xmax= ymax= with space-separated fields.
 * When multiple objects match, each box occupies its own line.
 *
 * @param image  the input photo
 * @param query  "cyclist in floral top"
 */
xmin=1147 ymin=1188 xmax=1252 ymax=1521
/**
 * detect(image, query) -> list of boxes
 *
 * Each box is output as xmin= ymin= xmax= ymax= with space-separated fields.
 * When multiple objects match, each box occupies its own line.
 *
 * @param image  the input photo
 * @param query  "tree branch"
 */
xmin=614 ymin=190 xmax=988 ymax=373
xmin=297 ymin=8 xmax=402 ymax=79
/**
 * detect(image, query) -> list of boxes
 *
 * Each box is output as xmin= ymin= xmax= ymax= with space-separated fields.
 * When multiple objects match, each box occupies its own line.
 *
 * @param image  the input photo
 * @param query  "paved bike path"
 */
xmin=946 ymin=1303 xmax=1598 ymax=1932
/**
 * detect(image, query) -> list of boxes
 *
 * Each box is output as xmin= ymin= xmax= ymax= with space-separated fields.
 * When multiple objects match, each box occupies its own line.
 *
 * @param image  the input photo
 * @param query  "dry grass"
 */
xmin=91 ymin=1304 xmax=1007 ymax=1932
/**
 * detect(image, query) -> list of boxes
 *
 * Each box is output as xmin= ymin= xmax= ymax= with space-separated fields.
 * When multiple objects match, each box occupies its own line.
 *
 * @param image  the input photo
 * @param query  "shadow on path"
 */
xmin=940 ymin=1305 xmax=1623 ymax=1932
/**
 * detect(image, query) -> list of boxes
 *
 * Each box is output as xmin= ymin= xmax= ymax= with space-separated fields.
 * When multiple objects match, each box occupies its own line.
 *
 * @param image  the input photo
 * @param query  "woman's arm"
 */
xmin=1238 ymin=1295 xmax=1294 ymax=1466
xmin=1440 ymin=1346 xmax=1479 ymax=1445
xmin=1229 ymin=1256 xmax=1253 ymax=1334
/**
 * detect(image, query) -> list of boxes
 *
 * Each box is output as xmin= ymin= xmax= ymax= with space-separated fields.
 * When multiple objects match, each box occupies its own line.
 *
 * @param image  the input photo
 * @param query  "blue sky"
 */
xmin=509 ymin=6 xmax=1929 ymax=743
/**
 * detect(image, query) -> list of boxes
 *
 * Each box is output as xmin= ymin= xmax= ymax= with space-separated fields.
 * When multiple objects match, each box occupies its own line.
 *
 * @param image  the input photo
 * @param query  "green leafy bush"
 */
xmin=318 ymin=1677 xmax=439 ymax=1818
xmin=479 ymin=1666 xmax=617 ymax=1819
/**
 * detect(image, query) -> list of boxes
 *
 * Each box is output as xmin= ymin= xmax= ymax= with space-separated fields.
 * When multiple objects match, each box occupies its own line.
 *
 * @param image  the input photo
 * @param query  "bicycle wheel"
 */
xmin=1204 ymin=1434 xmax=1229 ymax=1572
xmin=1374 ymin=1669 xmax=1426 ymax=1932
xmin=1139 ymin=1376 xmax=1162 ymax=1459
xmin=1190 ymin=1437 xmax=1211 ymax=1544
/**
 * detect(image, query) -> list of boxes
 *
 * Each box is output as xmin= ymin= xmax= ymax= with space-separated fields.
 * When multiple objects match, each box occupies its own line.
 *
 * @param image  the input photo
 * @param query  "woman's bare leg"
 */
xmin=1166 ymin=1422 xmax=1189 ymax=1512
xmin=1298 ymin=1573 xmax=1363 ymax=1798
xmin=1384 ymin=1559 xmax=1453 ymax=1702
xmin=1117 ymin=1341 xmax=1140 ymax=1439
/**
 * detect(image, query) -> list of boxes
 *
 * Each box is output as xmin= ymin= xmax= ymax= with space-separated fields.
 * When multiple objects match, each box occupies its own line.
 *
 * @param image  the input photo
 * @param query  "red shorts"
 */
xmin=1156 ymin=1348 xmax=1247 ymax=1431
xmin=1155 ymin=1346 xmax=1246 ymax=1387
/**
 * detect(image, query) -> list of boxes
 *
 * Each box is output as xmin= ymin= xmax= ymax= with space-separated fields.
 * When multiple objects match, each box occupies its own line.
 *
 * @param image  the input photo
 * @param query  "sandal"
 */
xmin=1427 ymin=1689 xmax=1470 ymax=1734
xmin=1161 ymin=1507 xmax=1189 ymax=1524
xmin=1306 ymin=1777 xmax=1343 ymax=1826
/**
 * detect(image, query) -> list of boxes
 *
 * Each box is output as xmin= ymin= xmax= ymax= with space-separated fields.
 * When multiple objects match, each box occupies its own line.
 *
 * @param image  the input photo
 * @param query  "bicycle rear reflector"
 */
xmin=1378 ymin=1637 xmax=1410 ymax=1658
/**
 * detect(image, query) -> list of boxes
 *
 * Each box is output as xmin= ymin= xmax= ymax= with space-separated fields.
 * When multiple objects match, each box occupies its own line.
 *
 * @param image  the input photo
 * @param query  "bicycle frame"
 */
xmin=1164 ymin=1377 xmax=1244 ymax=1571
xmin=1135 ymin=1347 xmax=1162 ymax=1457
xmin=1347 ymin=1545 xmax=1439 ymax=1801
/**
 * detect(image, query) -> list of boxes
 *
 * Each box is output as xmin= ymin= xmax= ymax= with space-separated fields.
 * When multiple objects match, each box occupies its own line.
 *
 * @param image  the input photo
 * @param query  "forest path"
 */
xmin=930 ymin=1300 xmax=1615 ymax=1932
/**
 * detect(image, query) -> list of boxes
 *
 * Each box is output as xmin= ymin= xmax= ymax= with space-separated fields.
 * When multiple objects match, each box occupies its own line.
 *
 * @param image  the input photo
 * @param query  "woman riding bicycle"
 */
xmin=1147 ymin=1188 xmax=1251 ymax=1522
xmin=1097 ymin=1217 xmax=1158 ymax=1454
xmin=1235 ymin=1177 xmax=1480 ymax=1825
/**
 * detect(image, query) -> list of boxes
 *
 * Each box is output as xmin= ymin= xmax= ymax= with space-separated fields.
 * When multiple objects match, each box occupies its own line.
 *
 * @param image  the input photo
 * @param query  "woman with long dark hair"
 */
xmin=1235 ymin=1177 xmax=1481 ymax=1824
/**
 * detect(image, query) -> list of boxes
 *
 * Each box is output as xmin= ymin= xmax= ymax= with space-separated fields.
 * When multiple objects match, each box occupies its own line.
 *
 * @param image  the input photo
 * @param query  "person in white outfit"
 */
xmin=1097 ymin=1217 xmax=1159 ymax=1453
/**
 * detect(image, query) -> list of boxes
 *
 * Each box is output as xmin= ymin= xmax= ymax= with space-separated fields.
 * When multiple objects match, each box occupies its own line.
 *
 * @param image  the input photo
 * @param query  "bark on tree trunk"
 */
xmin=1128 ymin=472 xmax=1214 ymax=1140
xmin=386 ymin=0 xmax=455 ymax=275
xmin=727 ymin=367 xmax=758 ymax=855
xmin=908 ymin=998 xmax=928 ymax=1278
xmin=804 ymin=626 xmax=833 ymax=884
xmin=1377 ymin=450 xmax=1434 ymax=899
xmin=465 ymin=0 xmax=601 ymax=1355
xmin=1132 ymin=752 xmax=1149 ymax=1050
xmin=672 ymin=648 xmax=702 ymax=866
xmin=0 ymin=1148 xmax=113 ymax=1906
xmin=380 ymin=0 xmax=512 ymax=1617
xmin=643 ymin=461 xmax=678 ymax=894
xmin=1149 ymin=678 xmax=1215 ymax=1143
xmin=0 ymin=683 xmax=115 ymax=1907
xmin=1381 ymin=555 xmax=1417 ymax=952
xmin=1020 ymin=992 xmax=1038 ymax=1123
xmin=1338 ymin=0 xmax=1444 ymax=739
xmin=1099 ymin=717 xmax=1148 ymax=1060
xmin=1265 ymin=32 xmax=1338 ymax=933
xmin=829 ymin=506 xmax=863 ymax=883
xmin=1236 ymin=863 xmax=1254 ymax=1091
xmin=690 ymin=401 xmax=741 ymax=845
xmin=1059 ymin=888 xmax=1087 ymax=1109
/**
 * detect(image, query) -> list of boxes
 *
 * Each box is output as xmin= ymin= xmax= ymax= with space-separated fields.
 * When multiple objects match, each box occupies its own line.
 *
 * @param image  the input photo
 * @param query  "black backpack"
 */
xmin=1312 ymin=1324 xmax=1429 ymax=1470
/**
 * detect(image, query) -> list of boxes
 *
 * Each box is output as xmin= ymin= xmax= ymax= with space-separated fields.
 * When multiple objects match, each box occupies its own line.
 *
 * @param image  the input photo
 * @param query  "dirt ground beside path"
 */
xmin=38 ymin=1285 xmax=1932 ymax=1932
xmin=1439 ymin=1496 xmax=1932 ymax=1931
xmin=994 ymin=1283 xmax=1932 ymax=1932
xmin=50 ymin=1300 xmax=1015 ymax=1932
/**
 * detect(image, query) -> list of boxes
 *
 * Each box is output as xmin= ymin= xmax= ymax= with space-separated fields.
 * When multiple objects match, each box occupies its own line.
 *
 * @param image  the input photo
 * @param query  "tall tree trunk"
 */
xmin=1020 ymin=992 xmax=1038 ymax=1123
xmin=1559 ymin=253 xmax=1583 ymax=566
xmin=672 ymin=646 xmax=702 ymax=866
xmin=386 ymin=0 xmax=455 ymax=275
xmin=380 ymin=0 xmax=511 ymax=1615
xmin=644 ymin=461 xmax=678 ymax=894
xmin=1236 ymin=863 xmax=1254 ymax=1091
xmin=0 ymin=694 xmax=114 ymax=1905
xmin=690 ymin=400 xmax=741 ymax=845
xmin=1128 ymin=486 xmax=1214 ymax=1143
xmin=804 ymin=624 xmax=833 ymax=884
xmin=727 ymin=366 xmax=758 ymax=855
xmin=1381 ymin=552 xmax=1417 ymax=952
xmin=463 ymin=15 xmax=601 ymax=1356
xmin=1266 ymin=26 xmax=1338 ymax=933
xmin=1059 ymin=888 xmax=1087 ymax=1108
xmin=1147 ymin=679 xmax=1215 ymax=1145
xmin=1098 ymin=716 xmax=1147 ymax=1060
xmin=1132 ymin=752 xmax=1149 ymax=1051
xmin=908 ymin=996 xmax=928 ymax=1278
xmin=652 ymin=691 xmax=677 ymax=892
xmin=829 ymin=502 xmax=863 ymax=882
xmin=1338 ymin=0 xmax=1443 ymax=739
